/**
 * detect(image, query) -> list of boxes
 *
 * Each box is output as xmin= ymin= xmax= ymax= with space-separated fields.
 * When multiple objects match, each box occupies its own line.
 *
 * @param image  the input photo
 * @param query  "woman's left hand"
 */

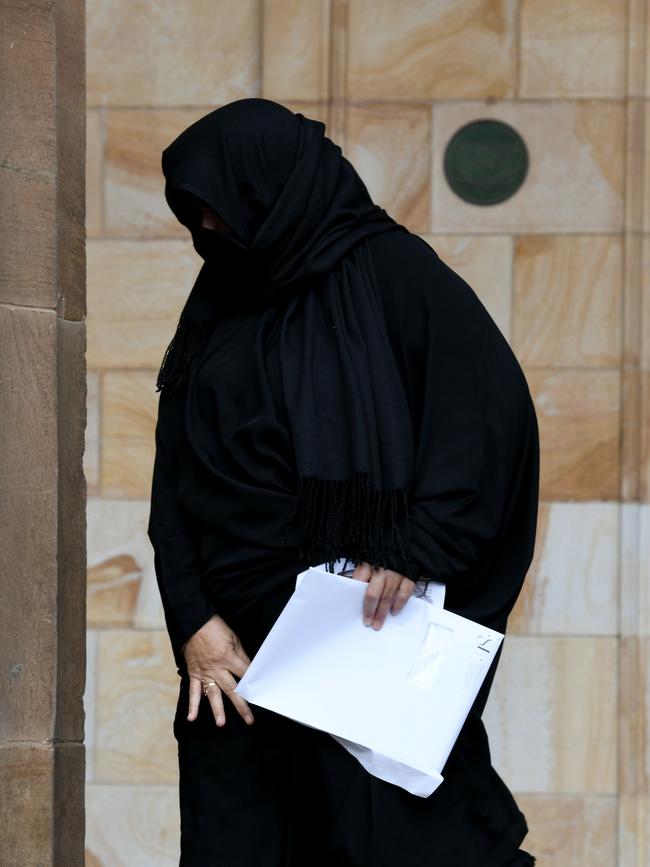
xmin=350 ymin=562 xmax=416 ymax=630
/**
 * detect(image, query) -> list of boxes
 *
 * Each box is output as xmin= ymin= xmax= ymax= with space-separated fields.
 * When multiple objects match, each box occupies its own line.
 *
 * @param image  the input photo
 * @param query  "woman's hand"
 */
xmin=183 ymin=614 xmax=255 ymax=728
xmin=350 ymin=562 xmax=416 ymax=630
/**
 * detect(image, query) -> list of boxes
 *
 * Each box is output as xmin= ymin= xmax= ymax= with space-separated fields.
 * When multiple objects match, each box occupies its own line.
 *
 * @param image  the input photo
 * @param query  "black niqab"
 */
xmin=155 ymin=97 xmax=419 ymax=577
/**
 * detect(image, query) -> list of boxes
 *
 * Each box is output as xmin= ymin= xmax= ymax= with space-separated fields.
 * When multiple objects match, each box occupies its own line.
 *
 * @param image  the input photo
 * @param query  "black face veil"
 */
xmin=160 ymin=97 xmax=405 ymax=311
xmin=156 ymin=97 xmax=419 ymax=578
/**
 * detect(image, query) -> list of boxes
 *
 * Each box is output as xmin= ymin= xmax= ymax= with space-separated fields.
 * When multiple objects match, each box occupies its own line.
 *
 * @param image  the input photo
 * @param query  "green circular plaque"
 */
xmin=443 ymin=119 xmax=528 ymax=206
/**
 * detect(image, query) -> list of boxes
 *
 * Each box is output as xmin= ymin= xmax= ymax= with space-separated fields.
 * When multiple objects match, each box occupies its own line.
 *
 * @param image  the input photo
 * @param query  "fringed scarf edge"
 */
xmin=155 ymin=315 xmax=208 ymax=394
xmin=282 ymin=470 xmax=417 ymax=582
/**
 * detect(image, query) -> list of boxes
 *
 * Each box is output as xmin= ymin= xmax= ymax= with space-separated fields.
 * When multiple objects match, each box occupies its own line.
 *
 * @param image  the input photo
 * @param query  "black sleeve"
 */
xmin=369 ymin=230 xmax=540 ymax=617
xmin=147 ymin=386 xmax=218 ymax=656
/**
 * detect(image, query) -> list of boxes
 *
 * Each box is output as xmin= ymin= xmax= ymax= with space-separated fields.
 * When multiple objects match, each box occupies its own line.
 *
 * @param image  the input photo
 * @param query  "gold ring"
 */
xmin=201 ymin=680 xmax=218 ymax=696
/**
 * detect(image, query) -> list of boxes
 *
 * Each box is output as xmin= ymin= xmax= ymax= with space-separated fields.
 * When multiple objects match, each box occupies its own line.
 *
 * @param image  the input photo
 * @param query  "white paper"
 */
xmin=235 ymin=559 xmax=503 ymax=797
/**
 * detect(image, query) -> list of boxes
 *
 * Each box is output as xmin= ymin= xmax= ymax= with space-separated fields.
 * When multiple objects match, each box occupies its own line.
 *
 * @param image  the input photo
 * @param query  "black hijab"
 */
xmin=155 ymin=98 xmax=419 ymax=578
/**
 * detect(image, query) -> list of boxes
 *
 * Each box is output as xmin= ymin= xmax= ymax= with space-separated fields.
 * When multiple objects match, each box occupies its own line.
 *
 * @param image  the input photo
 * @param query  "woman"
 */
xmin=147 ymin=97 xmax=539 ymax=866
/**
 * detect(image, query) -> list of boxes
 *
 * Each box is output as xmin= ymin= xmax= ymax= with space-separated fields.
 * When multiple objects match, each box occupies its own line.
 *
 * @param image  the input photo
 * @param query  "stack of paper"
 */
xmin=235 ymin=559 xmax=503 ymax=797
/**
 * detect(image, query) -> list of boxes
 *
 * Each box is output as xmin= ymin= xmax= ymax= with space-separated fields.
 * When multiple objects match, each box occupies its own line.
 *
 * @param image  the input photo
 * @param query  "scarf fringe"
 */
xmin=283 ymin=470 xmax=416 ymax=581
xmin=155 ymin=316 xmax=207 ymax=394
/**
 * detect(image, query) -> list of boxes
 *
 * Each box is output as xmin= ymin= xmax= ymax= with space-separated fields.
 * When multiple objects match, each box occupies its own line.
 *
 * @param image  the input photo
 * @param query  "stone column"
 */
xmin=0 ymin=1 xmax=86 ymax=864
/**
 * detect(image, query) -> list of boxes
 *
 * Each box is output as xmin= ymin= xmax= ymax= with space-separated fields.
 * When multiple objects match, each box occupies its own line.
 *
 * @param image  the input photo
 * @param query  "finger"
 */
xmin=187 ymin=676 xmax=203 ymax=721
xmin=391 ymin=578 xmax=415 ymax=614
xmin=363 ymin=569 xmax=386 ymax=625
xmin=370 ymin=572 xmax=403 ymax=628
xmin=205 ymin=682 xmax=226 ymax=727
xmin=372 ymin=592 xmax=395 ymax=630
xmin=218 ymin=671 xmax=255 ymax=724
xmin=351 ymin=561 xmax=372 ymax=582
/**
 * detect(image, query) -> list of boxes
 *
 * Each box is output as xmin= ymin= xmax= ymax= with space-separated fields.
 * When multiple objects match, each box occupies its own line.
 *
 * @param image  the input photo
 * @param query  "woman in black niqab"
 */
xmin=147 ymin=97 xmax=539 ymax=866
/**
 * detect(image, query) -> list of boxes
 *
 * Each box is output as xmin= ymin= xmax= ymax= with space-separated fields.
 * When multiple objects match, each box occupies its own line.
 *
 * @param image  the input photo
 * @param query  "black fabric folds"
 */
xmin=154 ymin=98 xmax=419 ymax=578
xmin=147 ymin=96 xmax=540 ymax=663
xmin=146 ymin=98 xmax=541 ymax=863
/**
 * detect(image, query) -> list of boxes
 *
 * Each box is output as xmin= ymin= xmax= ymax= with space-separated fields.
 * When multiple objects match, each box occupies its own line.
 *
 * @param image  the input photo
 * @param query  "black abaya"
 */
xmin=147 ymin=228 xmax=539 ymax=865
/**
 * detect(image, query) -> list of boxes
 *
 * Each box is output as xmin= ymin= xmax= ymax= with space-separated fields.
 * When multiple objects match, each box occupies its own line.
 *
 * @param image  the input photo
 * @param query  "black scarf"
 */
xmin=156 ymin=98 xmax=418 ymax=579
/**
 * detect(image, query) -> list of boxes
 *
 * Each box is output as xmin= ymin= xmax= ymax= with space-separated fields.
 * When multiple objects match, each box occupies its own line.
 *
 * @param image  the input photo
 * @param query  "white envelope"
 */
xmin=235 ymin=559 xmax=503 ymax=797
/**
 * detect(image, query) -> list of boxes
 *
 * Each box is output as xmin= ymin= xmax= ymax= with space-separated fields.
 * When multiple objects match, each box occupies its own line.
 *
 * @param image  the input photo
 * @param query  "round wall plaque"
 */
xmin=443 ymin=119 xmax=528 ymax=206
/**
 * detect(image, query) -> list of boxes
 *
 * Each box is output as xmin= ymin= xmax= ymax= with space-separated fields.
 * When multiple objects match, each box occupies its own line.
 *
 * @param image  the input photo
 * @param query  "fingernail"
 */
xmin=217 ymin=716 xmax=225 ymax=726
xmin=363 ymin=617 xmax=371 ymax=626
xmin=373 ymin=621 xmax=381 ymax=630
xmin=245 ymin=715 xmax=253 ymax=724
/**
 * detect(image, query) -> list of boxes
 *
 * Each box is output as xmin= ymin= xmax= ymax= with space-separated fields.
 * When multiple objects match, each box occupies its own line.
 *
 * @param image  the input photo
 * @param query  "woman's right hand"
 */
xmin=183 ymin=614 xmax=255 ymax=728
